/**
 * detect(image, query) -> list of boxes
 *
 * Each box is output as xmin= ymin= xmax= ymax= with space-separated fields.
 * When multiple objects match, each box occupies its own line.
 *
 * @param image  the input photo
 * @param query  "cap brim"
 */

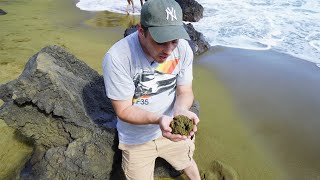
xmin=148 ymin=25 xmax=190 ymax=43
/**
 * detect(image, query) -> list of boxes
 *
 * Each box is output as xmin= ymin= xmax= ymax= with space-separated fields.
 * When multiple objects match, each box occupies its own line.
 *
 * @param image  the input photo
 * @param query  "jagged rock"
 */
xmin=0 ymin=45 xmax=118 ymax=179
xmin=0 ymin=9 xmax=7 ymax=15
xmin=0 ymin=45 xmax=200 ymax=179
xmin=123 ymin=24 xmax=138 ymax=37
xmin=175 ymin=0 xmax=203 ymax=22
xmin=124 ymin=23 xmax=210 ymax=55
xmin=184 ymin=23 xmax=210 ymax=56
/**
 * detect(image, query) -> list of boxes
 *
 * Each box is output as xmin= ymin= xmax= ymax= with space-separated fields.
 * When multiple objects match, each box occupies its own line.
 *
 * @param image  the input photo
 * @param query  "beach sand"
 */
xmin=0 ymin=0 xmax=128 ymax=178
xmin=1 ymin=0 xmax=319 ymax=179
xmin=196 ymin=47 xmax=320 ymax=180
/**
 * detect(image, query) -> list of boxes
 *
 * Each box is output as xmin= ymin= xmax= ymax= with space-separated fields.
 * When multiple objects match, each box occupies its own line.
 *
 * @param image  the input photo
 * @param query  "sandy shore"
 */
xmin=2 ymin=0 xmax=319 ymax=179
xmin=0 ymin=0 xmax=127 ymax=178
xmin=196 ymin=46 xmax=320 ymax=180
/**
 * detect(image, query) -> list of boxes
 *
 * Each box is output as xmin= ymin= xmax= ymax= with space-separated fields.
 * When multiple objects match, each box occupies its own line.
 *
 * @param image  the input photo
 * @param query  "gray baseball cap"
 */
xmin=140 ymin=0 xmax=190 ymax=43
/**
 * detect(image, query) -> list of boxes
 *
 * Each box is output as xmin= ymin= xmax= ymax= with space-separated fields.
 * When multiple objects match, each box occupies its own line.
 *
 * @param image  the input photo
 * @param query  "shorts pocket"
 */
xmin=186 ymin=139 xmax=195 ymax=160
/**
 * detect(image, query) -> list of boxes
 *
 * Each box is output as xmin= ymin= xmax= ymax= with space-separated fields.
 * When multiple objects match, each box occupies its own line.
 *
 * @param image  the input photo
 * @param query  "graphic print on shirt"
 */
xmin=133 ymin=58 xmax=180 ymax=105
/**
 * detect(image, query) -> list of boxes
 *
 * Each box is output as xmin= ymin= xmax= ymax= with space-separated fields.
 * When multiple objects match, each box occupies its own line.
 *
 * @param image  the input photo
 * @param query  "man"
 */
xmin=102 ymin=0 xmax=201 ymax=179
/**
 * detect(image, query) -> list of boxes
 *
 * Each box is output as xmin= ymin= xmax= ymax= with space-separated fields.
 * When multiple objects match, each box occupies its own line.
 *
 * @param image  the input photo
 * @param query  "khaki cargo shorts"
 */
xmin=118 ymin=136 xmax=195 ymax=180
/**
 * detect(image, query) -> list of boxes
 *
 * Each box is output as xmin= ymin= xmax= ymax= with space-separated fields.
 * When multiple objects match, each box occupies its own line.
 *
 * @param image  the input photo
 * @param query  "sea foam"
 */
xmin=76 ymin=0 xmax=320 ymax=64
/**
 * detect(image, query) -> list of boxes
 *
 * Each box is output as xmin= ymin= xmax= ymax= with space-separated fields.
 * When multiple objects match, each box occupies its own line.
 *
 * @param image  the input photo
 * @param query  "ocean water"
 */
xmin=76 ymin=0 xmax=320 ymax=64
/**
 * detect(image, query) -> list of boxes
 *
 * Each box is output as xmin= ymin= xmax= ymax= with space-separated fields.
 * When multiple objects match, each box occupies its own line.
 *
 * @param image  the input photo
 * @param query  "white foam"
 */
xmin=76 ymin=0 xmax=142 ymax=15
xmin=76 ymin=0 xmax=320 ymax=64
xmin=193 ymin=0 xmax=320 ymax=64
xmin=306 ymin=33 xmax=320 ymax=51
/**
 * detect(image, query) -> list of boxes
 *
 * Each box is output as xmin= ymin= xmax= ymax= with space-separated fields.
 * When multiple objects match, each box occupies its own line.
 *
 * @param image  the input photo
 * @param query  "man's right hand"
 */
xmin=158 ymin=115 xmax=187 ymax=142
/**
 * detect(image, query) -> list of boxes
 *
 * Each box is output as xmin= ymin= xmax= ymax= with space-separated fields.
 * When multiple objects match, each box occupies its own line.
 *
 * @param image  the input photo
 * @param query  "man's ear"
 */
xmin=137 ymin=24 xmax=144 ymax=36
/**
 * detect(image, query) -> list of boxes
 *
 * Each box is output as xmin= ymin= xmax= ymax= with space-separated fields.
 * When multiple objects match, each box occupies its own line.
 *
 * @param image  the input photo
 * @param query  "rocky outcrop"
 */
xmin=0 ymin=45 xmax=118 ymax=179
xmin=175 ymin=0 xmax=203 ymax=22
xmin=200 ymin=160 xmax=239 ymax=180
xmin=124 ymin=24 xmax=210 ymax=55
xmin=0 ymin=9 xmax=7 ymax=15
xmin=123 ymin=24 xmax=138 ymax=38
xmin=0 ymin=45 xmax=199 ymax=179
xmin=184 ymin=23 xmax=210 ymax=56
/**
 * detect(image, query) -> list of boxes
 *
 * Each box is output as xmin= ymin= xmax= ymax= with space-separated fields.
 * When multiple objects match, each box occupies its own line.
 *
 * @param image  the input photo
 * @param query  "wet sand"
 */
xmin=1 ymin=0 xmax=317 ymax=179
xmin=192 ymin=65 xmax=283 ymax=180
xmin=197 ymin=47 xmax=320 ymax=180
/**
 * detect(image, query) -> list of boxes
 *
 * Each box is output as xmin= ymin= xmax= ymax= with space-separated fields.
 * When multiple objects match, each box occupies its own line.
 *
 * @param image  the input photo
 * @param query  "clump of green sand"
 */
xmin=170 ymin=115 xmax=194 ymax=136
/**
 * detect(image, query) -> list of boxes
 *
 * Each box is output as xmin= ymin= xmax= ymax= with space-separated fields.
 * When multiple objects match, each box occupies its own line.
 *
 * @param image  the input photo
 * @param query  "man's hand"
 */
xmin=159 ymin=115 xmax=187 ymax=142
xmin=174 ymin=110 xmax=200 ymax=139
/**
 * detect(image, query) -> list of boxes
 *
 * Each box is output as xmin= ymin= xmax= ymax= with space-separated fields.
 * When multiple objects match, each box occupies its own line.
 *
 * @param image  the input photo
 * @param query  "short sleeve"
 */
xmin=102 ymin=53 xmax=135 ymax=100
xmin=177 ymin=41 xmax=193 ymax=85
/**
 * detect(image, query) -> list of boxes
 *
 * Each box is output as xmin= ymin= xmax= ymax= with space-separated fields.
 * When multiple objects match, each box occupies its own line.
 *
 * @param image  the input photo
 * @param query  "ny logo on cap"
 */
xmin=165 ymin=7 xmax=177 ymax=21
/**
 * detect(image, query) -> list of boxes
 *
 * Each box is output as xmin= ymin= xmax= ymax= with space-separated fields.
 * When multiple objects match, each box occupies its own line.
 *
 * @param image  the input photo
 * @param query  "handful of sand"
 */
xmin=170 ymin=115 xmax=194 ymax=136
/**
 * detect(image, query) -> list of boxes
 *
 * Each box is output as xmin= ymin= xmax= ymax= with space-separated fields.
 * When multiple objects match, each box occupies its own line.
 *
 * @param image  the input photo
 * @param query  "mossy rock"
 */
xmin=170 ymin=115 xmax=194 ymax=136
xmin=200 ymin=160 xmax=239 ymax=180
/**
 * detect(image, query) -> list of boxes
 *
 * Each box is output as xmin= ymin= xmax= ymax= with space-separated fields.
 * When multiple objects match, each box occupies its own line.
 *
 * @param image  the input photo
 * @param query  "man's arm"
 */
xmin=173 ymin=83 xmax=200 ymax=137
xmin=111 ymin=99 xmax=160 ymax=124
xmin=111 ymin=99 xmax=187 ymax=141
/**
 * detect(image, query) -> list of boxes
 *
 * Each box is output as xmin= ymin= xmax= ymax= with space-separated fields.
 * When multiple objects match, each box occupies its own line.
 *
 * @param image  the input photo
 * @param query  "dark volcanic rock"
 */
xmin=0 ymin=45 xmax=200 ymax=179
xmin=184 ymin=23 xmax=210 ymax=56
xmin=0 ymin=9 xmax=7 ymax=15
xmin=124 ymin=24 xmax=138 ymax=37
xmin=0 ymin=45 xmax=118 ymax=179
xmin=175 ymin=0 xmax=203 ymax=22
xmin=124 ymin=24 xmax=210 ymax=55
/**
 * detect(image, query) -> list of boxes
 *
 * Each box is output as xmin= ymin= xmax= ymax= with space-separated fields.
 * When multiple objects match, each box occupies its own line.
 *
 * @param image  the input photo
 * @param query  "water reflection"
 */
xmin=85 ymin=11 xmax=139 ymax=28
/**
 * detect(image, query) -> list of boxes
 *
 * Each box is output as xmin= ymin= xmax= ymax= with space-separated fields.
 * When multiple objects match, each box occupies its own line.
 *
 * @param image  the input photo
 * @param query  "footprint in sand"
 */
xmin=200 ymin=160 xmax=239 ymax=180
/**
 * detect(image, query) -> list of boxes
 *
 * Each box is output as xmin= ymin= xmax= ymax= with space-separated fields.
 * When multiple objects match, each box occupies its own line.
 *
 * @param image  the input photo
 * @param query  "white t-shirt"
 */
xmin=102 ymin=31 xmax=193 ymax=145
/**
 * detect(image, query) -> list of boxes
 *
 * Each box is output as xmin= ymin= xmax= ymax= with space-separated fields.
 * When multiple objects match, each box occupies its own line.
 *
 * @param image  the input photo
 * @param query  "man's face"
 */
xmin=138 ymin=26 xmax=179 ymax=64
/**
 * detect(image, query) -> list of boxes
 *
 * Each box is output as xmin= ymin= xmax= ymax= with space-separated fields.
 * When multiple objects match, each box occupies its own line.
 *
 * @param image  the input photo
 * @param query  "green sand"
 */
xmin=0 ymin=119 xmax=33 ymax=180
xmin=0 ymin=0 xmax=282 ymax=179
xmin=0 ymin=0 xmax=129 ymax=83
xmin=197 ymin=47 xmax=320 ymax=180
xmin=192 ymin=66 xmax=282 ymax=180
xmin=170 ymin=115 xmax=194 ymax=136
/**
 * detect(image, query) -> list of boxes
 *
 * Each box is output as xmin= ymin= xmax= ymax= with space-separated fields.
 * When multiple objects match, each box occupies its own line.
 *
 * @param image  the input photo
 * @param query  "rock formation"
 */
xmin=175 ymin=0 xmax=203 ymax=22
xmin=200 ymin=160 xmax=239 ymax=180
xmin=183 ymin=23 xmax=210 ymax=56
xmin=0 ymin=45 xmax=200 ymax=179
xmin=0 ymin=9 xmax=7 ymax=15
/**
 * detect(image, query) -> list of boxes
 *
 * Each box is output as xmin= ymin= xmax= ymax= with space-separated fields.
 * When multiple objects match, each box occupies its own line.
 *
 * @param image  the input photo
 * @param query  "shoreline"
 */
xmin=197 ymin=46 xmax=320 ymax=179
